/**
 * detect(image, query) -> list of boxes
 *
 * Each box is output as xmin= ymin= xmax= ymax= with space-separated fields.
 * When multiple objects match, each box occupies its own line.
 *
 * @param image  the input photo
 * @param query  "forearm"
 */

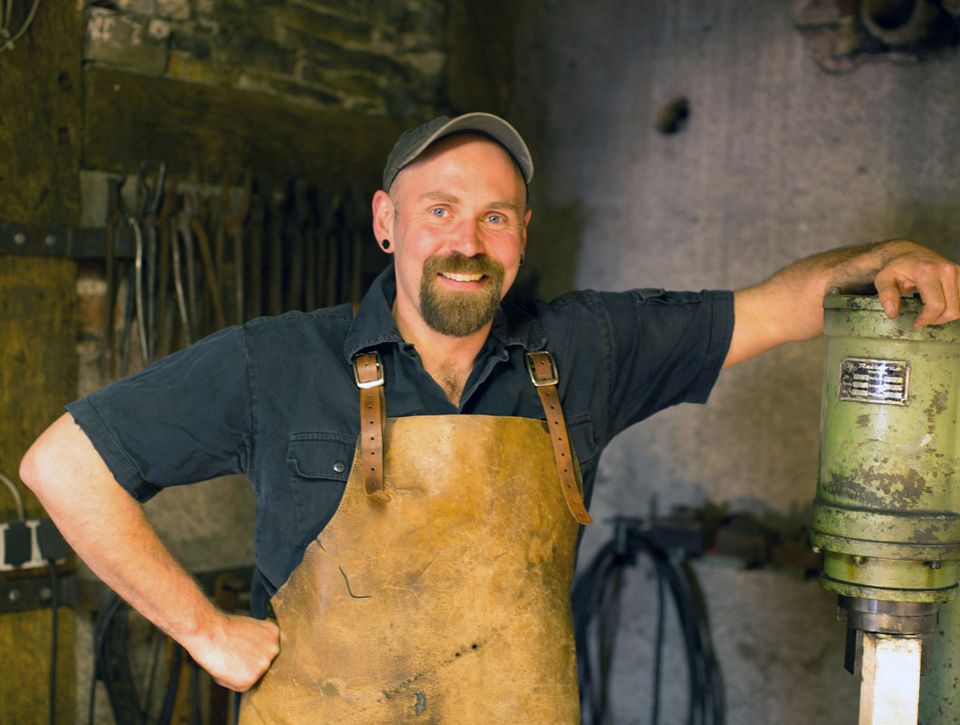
xmin=20 ymin=412 xmax=279 ymax=690
xmin=20 ymin=413 xmax=219 ymax=643
xmin=726 ymin=239 xmax=957 ymax=367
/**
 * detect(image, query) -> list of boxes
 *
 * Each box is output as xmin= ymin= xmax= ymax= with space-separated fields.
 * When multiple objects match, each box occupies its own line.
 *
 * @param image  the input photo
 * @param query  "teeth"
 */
xmin=441 ymin=272 xmax=483 ymax=282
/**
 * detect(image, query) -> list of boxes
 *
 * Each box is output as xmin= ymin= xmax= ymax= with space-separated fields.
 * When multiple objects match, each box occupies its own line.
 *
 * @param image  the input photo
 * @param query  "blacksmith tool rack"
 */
xmin=1 ymin=165 xmax=380 ymax=377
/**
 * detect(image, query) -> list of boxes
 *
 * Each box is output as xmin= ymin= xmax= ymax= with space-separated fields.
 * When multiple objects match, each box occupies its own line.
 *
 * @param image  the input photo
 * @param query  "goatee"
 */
xmin=420 ymin=254 xmax=504 ymax=337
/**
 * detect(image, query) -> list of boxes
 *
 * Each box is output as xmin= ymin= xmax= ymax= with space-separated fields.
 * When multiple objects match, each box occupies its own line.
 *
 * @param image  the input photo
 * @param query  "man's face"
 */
xmin=374 ymin=134 xmax=531 ymax=338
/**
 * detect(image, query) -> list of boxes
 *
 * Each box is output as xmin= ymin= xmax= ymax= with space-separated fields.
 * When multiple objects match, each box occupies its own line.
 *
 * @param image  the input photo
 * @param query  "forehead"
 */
xmin=391 ymin=134 xmax=526 ymax=201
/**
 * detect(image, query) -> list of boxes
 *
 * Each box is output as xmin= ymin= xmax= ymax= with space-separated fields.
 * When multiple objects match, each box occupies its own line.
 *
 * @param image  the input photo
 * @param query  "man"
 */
xmin=20 ymin=113 xmax=960 ymax=722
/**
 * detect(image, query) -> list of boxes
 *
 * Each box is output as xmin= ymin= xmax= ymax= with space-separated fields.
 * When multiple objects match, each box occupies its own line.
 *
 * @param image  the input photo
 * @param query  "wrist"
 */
xmin=165 ymin=595 xmax=224 ymax=654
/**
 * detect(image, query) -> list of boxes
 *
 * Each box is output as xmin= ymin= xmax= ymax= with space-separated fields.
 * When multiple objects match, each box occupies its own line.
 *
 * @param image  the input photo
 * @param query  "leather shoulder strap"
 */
xmin=353 ymin=351 xmax=390 ymax=502
xmin=526 ymin=351 xmax=592 ymax=525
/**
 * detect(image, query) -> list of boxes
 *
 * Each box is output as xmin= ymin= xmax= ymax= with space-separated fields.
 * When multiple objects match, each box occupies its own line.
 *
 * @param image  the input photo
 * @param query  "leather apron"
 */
xmin=241 ymin=352 xmax=591 ymax=724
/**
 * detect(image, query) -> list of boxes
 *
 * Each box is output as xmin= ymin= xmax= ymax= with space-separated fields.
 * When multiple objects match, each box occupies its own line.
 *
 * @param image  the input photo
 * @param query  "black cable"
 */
xmin=141 ymin=627 xmax=164 ymax=724
xmin=158 ymin=643 xmax=184 ymax=725
xmin=574 ymin=521 xmax=725 ymax=725
xmin=88 ymin=593 xmax=126 ymax=725
xmin=652 ymin=556 xmax=665 ymax=725
xmin=48 ymin=562 xmax=58 ymax=725
xmin=191 ymin=655 xmax=202 ymax=725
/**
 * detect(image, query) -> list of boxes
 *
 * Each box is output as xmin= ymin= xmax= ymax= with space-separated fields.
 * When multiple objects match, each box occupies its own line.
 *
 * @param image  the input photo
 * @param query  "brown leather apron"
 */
xmin=241 ymin=352 xmax=590 ymax=724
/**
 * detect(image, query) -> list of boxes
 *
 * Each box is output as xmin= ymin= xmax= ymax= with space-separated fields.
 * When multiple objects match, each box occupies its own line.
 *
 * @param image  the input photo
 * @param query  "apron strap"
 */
xmin=526 ymin=351 xmax=593 ymax=525
xmin=353 ymin=351 xmax=390 ymax=502
xmin=351 ymin=347 xmax=591 ymax=522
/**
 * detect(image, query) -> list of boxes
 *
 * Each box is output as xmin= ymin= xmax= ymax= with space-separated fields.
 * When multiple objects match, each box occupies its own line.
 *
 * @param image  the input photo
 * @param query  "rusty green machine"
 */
xmin=811 ymin=291 xmax=960 ymax=723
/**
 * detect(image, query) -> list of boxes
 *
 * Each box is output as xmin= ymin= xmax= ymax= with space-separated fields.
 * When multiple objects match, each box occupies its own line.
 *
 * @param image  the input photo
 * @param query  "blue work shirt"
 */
xmin=67 ymin=266 xmax=734 ymax=614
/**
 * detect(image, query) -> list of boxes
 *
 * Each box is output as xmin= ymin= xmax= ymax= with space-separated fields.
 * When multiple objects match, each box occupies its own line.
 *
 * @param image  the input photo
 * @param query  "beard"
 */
xmin=419 ymin=253 xmax=505 ymax=337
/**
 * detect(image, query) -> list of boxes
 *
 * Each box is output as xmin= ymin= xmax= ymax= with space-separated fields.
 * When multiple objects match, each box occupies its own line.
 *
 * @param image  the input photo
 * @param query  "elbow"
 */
xmin=19 ymin=413 xmax=75 ymax=501
xmin=20 ymin=434 xmax=53 ymax=499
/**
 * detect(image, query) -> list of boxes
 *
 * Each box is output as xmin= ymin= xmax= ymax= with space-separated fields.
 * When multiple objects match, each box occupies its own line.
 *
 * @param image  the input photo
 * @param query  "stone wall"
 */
xmin=83 ymin=0 xmax=448 ymax=119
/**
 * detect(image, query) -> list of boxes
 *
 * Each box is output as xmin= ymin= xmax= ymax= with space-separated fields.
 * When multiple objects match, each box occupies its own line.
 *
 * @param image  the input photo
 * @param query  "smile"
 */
xmin=439 ymin=272 xmax=486 ymax=283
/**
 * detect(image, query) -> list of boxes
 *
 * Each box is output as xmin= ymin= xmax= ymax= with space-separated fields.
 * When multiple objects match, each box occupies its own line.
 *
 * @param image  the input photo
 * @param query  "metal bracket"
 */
xmin=0 ymin=571 xmax=78 ymax=614
xmin=0 ymin=220 xmax=136 ymax=259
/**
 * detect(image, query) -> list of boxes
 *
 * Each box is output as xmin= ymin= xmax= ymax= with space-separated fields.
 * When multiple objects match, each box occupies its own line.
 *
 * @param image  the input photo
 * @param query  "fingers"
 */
xmin=909 ymin=260 xmax=959 ymax=328
xmin=188 ymin=613 xmax=281 ymax=692
xmin=873 ymin=274 xmax=905 ymax=320
xmin=875 ymin=254 xmax=960 ymax=329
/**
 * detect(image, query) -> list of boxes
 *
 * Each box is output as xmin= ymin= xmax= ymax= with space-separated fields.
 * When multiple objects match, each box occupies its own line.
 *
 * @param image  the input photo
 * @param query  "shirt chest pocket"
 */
xmin=287 ymin=433 xmax=357 ymax=542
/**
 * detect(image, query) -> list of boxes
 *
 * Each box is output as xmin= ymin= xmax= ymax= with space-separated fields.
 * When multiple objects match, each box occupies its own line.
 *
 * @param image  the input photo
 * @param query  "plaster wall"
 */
xmin=514 ymin=1 xmax=960 ymax=723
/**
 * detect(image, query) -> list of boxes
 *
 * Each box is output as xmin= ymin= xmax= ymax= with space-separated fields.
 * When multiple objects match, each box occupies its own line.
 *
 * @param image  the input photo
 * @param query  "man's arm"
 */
xmin=19 ymin=413 xmax=279 ymax=691
xmin=724 ymin=239 xmax=960 ymax=368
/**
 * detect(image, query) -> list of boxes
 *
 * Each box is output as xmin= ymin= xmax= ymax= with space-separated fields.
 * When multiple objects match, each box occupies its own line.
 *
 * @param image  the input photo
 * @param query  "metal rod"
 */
xmin=859 ymin=633 xmax=922 ymax=725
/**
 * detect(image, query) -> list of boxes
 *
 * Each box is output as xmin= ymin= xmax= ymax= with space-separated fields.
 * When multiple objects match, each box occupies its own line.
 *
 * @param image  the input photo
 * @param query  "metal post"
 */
xmin=859 ymin=634 xmax=922 ymax=725
xmin=920 ymin=595 xmax=960 ymax=724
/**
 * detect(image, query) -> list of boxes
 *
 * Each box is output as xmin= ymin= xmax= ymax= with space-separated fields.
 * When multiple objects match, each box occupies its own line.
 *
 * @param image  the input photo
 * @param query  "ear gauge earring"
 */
xmin=519 ymin=253 xmax=525 ymax=266
xmin=381 ymin=239 xmax=391 ymax=250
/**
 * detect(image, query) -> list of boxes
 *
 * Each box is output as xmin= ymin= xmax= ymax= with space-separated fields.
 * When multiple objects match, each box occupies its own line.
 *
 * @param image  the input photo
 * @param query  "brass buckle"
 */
xmin=354 ymin=352 xmax=384 ymax=389
xmin=526 ymin=351 xmax=558 ymax=387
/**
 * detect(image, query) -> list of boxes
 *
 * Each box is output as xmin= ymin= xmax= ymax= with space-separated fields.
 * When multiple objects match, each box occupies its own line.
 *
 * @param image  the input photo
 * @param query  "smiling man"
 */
xmin=20 ymin=113 xmax=960 ymax=723
xmin=374 ymin=128 xmax=531 ymax=404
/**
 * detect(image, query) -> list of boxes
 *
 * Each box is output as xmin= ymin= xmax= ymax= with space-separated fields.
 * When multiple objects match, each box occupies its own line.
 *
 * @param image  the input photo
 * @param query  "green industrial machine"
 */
xmin=811 ymin=291 xmax=960 ymax=722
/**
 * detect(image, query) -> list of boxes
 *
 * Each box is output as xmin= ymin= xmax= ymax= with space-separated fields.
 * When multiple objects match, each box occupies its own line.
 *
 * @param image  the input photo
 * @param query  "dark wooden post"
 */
xmin=0 ymin=3 xmax=83 ymax=722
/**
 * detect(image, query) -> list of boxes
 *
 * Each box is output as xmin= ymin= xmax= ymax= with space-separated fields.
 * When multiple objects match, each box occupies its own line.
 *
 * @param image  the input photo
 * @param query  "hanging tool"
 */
xmin=172 ymin=200 xmax=193 ymax=347
xmin=247 ymin=179 xmax=265 ymax=321
xmin=155 ymin=180 xmax=177 ymax=359
xmin=102 ymin=178 xmax=123 ymax=379
xmin=303 ymin=184 xmax=318 ymax=312
xmin=320 ymin=190 xmax=343 ymax=308
xmin=188 ymin=192 xmax=227 ymax=332
xmin=285 ymin=180 xmax=308 ymax=312
xmin=267 ymin=181 xmax=284 ymax=316
xmin=222 ymin=171 xmax=252 ymax=325
xmin=143 ymin=163 xmax=166 ymax=364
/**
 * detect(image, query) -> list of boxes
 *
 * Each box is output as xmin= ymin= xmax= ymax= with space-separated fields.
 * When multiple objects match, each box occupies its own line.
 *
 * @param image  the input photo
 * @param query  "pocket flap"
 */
xmin=287 ymin=434 xmax=356 ymax=481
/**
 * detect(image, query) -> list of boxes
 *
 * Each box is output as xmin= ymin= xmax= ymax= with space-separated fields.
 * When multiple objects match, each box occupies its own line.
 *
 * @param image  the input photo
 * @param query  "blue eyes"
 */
xmin=427 ymin=208 xmax=506 ymax=224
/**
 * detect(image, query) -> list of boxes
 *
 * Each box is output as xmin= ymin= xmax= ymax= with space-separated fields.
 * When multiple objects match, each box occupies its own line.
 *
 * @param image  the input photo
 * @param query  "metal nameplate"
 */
xmin=839 ymin=357 xmax=909 ymax=405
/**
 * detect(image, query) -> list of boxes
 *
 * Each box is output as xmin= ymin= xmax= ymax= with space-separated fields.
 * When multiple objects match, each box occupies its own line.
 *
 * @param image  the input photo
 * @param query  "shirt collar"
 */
xmin=343 ymin=265 xmax=547 ymax=361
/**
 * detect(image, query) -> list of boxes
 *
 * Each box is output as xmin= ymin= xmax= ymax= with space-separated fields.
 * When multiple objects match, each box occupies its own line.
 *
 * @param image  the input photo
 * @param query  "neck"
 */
xmin=392 ymin=298 xmax=492 ymax=406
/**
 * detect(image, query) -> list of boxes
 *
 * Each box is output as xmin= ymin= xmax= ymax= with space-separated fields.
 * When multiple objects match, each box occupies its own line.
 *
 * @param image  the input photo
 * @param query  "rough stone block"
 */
xmin=157 ymin=0 xmax=190 ymax=21
xmin=278 ymin=4 xmax=373 ymax=46
xmin=85 ymin=8 xmax=169 ymax=75
xmin=148 ymin=19 xmax=172 ymax=41
xmin=115 ymin=0 xmax=157 ymax=15
xmin=166 ymin=51 xmax=238 ymax=85
xmin=170 ymin=31 xmax=211 ymax=59
xmin=213 ymin=36 xmax=297 ymax=76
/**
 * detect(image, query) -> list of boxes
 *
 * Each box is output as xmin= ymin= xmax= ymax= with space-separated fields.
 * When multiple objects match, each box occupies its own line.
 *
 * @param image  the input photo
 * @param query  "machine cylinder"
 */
xmin=811 ymin=292 xmax=960 ymax=604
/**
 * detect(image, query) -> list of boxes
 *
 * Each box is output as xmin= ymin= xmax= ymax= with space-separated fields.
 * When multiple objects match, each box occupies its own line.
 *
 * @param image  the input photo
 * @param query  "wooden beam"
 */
xmin=0 ymin=3 xmax=83 ymax=227
xmin=83 ymin=66 xmax=404 ymax=185
xmin=0 ymin=256 xmax=78 ymax=723
xmin=0 ymin=1 xmax=81 ymax=717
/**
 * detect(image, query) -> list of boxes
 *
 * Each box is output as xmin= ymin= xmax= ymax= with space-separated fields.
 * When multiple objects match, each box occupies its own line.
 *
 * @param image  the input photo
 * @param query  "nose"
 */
xmin=447 ymin=218 xmax=484 ymax=257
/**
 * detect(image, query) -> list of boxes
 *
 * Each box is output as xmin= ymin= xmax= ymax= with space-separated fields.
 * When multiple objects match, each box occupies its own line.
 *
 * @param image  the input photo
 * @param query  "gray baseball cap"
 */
xmin=382 ymin=112 xmax=534 ymax=191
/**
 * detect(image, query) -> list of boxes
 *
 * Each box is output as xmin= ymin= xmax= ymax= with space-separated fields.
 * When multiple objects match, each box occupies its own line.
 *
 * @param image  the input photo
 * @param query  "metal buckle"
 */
xmin=526 ymin=351 xmax=558 ymax=387
xmin=354 ymin=352 xmax=384 ymax=389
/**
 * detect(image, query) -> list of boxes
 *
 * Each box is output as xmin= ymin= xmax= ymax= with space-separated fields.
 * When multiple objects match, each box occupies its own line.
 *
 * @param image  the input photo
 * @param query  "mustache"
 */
xmin=425 ymin=253 xmax=504 ymax=278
